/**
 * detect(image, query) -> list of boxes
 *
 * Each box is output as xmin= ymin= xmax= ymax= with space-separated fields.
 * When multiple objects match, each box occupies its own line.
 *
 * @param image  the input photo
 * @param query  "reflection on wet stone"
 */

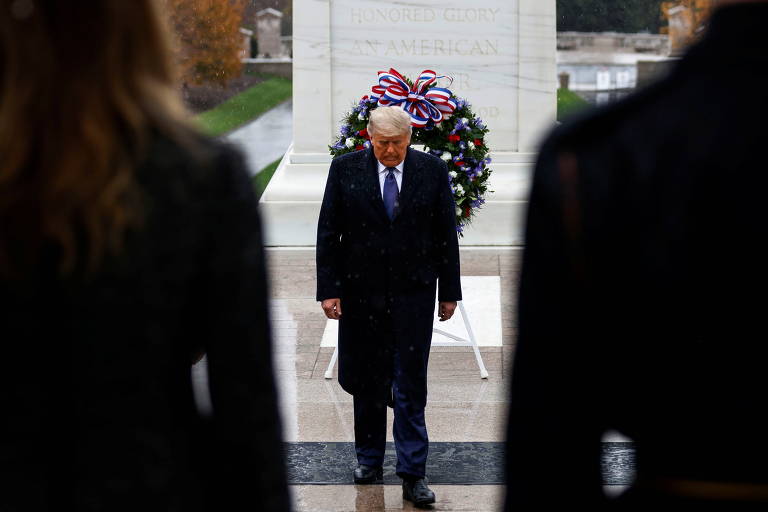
xmin=355 ymin=484 xmax=386 ymax=510
xmin=601 ymin=442 xmax=637 ymax=485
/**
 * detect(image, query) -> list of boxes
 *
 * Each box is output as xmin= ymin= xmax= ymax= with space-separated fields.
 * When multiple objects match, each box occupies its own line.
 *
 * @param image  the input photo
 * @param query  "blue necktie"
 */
xmin=383 ymin=167 xmax=399 ymax=220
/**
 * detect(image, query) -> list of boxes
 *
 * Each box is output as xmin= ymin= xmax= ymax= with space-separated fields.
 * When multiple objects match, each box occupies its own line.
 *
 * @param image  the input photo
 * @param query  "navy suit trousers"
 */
xmin=352 ymin=316 xmax=429 ymax=479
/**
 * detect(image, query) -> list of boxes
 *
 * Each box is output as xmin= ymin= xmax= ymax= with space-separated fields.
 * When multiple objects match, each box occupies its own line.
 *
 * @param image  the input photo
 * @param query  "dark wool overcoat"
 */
xmin=316 ymin=147 xmax=462 ymax=398
xmin=0 ymin=134 xmax=290 ymax=511
xmin=506 ymin=4 xmax=768 ymax=509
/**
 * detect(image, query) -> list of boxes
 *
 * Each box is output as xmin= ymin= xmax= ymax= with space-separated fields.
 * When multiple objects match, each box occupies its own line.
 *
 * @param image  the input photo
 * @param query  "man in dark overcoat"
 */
xmin=506 ymin=1 xmax=768 ymax=508
xmin=316 ymin=106 xmax=461 ymax=506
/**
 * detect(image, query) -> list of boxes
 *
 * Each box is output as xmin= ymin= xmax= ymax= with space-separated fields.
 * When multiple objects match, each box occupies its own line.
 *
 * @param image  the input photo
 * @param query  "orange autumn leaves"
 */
xmin=165 ymin=0 xmax=246 ymax=86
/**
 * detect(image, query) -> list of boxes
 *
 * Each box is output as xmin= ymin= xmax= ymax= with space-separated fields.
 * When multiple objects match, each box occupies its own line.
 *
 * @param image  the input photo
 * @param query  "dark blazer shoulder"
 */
xmin=331 ymin=148 xmax=369 ymax=171
xmin=406 ymin=148 xmax=448 ymax=187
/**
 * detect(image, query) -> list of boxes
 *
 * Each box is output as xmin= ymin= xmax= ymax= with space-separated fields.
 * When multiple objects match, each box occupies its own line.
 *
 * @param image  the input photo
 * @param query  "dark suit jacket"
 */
xmin=317 ymin=147 xmax=461 ymax=396
xmin=506 ymin=4 xmax=768 ymax=508
xmin=0 ymin=134 xmax=290 ymax=511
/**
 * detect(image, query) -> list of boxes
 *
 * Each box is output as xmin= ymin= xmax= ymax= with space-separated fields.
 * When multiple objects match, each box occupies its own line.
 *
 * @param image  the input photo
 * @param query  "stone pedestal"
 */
xmin=260 ymin=0 xmax=557 ymax=246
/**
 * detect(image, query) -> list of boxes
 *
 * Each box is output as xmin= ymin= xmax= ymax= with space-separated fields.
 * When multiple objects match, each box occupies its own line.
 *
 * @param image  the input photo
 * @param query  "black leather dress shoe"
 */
xmin=402 ymin=477 xmax=436 ymax=507
xmin=353 ymin=464 xmax=383 ymax=484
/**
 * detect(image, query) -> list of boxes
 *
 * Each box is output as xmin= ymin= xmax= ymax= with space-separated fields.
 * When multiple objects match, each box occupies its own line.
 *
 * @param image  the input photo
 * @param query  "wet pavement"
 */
xmin=267 ymin=247 xmax=515 ymax=510
xmin=189 ymin=247 xmax=634 ymax=509
xmin=225 ymin=100 xmax=292 ymax=175
xmin=262 ymin=248 xmax=633 ymax=510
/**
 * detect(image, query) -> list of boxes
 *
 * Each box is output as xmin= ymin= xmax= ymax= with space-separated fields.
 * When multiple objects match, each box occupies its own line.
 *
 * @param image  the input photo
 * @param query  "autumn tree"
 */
xmin=166 ymin=0 xmax=246 ymax=86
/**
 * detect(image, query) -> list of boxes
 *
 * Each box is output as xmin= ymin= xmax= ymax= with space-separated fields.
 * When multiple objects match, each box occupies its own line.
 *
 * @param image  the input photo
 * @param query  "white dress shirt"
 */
xmin=377 ymin=160 xmax=404 ymax=198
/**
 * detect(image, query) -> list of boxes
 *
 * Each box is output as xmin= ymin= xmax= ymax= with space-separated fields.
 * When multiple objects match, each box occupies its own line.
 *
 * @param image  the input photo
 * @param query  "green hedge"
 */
xmin=557 ymin=88 xmax=590 ymax=122
xmin=253 ymin=157 xmax=282 ymax=201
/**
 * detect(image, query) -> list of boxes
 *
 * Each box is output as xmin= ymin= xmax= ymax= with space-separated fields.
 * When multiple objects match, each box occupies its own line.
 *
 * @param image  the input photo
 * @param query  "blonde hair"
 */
xmin=368 ymin=106 xmax=413 ymax=137
xmin=0 ymin=0 xmax=195 ymax=277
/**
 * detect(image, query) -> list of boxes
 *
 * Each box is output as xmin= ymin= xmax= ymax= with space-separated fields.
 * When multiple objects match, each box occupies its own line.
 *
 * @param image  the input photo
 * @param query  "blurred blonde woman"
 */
xmin=0 ymin=1 xmax=289 ymax=510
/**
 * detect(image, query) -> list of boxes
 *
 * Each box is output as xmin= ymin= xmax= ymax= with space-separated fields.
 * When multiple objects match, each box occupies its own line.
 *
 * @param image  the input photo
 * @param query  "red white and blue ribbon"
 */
xmin=370 ymin=68 xmax=458 ymax=128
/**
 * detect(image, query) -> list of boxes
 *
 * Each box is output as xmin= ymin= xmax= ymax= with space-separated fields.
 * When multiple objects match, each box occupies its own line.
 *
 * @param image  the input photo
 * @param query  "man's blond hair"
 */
xmin=368 ymin=106 xmax=413 ymax=137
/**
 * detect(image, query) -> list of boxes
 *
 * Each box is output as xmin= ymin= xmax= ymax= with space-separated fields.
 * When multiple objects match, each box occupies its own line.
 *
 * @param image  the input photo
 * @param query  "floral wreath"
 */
xmin=329 ymin=68 xmax=492 ymax=235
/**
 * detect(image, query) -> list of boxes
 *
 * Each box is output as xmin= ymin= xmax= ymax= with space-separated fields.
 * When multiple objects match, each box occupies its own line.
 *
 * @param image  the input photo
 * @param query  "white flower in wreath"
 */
xmin=358 ymin=113 xmax=366 ymax=121
xmin=345 ymin=138 xmax=355 ymax=148
xmin=468 ymin=141 xmax=476 ymax=150
xmin=455 ymin=206 xmax=462 ymax=216
xmin=455 ymin=184 xmax=465 ymax=196
xmin=461 ymin=117 xmax=469 ymax=125
xmin=449 ymin=171 xmax=458 ymax=179
xmin=441 ymin=152 xmax=452 ymax=161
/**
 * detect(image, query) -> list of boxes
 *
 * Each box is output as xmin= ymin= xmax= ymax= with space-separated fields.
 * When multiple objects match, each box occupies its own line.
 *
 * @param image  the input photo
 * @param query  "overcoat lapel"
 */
xmin=394 ymin=147 xmax=423 ymax=221
xmin=363 ymin=149 xmax=389 ymax=224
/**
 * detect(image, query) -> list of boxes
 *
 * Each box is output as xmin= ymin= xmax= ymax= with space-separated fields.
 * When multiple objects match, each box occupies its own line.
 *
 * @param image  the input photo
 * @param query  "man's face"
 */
xmin=371 ymin=130 xmax=411 ymax=167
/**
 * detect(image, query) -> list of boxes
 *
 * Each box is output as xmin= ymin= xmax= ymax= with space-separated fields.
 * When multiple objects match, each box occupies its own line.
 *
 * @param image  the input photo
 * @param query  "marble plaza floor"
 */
xmin=197 ymin=247 xmax=636 ymax=511
xmin=265 ymin=248 xmax=517 ymax=511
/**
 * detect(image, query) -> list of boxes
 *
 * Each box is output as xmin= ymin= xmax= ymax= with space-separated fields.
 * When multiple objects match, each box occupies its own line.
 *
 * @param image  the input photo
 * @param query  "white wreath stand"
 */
xmin=324 ymin=301 xmax=489 ymax=379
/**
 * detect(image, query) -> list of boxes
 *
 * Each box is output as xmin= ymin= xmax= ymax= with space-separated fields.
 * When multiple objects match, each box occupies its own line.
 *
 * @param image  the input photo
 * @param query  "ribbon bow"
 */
xmin=370 ymin=68 xmax=457 ymax=128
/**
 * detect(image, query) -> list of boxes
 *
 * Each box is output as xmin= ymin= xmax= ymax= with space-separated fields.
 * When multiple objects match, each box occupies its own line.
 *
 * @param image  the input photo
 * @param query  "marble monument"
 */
xmin=260 ymin=0 xmax=557 ymax=245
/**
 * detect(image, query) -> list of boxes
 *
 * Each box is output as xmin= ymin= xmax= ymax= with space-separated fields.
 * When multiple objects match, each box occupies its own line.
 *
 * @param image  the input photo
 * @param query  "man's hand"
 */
xmin=438 ymin=301 xmax=457 ymax=322
xmin=322 ymin=298 xmax=342 ymax=320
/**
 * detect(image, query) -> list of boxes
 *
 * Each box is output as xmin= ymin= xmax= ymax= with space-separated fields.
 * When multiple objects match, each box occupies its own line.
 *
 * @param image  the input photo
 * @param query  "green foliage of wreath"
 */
xmin=328 ymin=79 xmax=493 ymax=235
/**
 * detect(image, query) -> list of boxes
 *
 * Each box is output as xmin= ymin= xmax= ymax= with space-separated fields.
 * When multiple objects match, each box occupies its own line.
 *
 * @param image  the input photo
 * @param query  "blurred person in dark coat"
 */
xmin=316 ymin=106 xmax=462 ymax=507
xmin=506 ymin=0 xmax=768 ymax=508
xmin=0 ymin=1 xmax=289 ymax=510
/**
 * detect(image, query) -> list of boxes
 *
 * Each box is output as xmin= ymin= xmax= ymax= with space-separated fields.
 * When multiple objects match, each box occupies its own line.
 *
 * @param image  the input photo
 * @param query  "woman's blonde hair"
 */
xmin=0 ymin=0 xmax=193 ymax=276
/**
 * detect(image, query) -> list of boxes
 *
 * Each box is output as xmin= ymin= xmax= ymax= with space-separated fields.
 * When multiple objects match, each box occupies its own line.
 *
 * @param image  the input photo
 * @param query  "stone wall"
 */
xmin=243 ymin=61 xmax=292 ymax=80
xmin=558 ymin=31 xmax=669 ymax=55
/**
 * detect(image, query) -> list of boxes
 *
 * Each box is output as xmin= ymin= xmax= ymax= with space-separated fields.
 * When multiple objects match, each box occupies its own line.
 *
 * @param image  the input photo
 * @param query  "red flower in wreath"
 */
xmin=454 ymin=161 xmax=466 ymax=167
xmin=463 ymin=206 xmax=471 ymax=218
xmin=355 ymin=145 xmax=365 ymax=151
xmin=358 ymin=128 xmax=370 ymax=139
xmin=474 ymin=138 xmax=484 ymax=148
xmin=448 ymin=134 xmax=461 ymax=143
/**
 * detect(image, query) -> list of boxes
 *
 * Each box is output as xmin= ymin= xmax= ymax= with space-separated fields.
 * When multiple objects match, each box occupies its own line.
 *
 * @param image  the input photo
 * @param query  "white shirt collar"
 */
xmin=377 ymin=160 xmax=404 ymax=174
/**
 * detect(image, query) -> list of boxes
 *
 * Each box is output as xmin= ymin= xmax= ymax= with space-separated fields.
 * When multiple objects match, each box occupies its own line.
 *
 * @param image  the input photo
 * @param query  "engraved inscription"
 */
xmin=346 ymin=5 xmax=504 ymax=59
xmin=443 ymin=8 xmax=501 ymax=23
xmin=351 ymin=7 xmax=436 ymax=24
xmin=456 ymin=73 xmax=472 ymax=90
xmin=476 ymin=106 xmax=500 ymax=119
xmin=351 ymin=39 xmax=499 ymax=57
xmin=350 ymin=7 xmax=502 ymax=24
